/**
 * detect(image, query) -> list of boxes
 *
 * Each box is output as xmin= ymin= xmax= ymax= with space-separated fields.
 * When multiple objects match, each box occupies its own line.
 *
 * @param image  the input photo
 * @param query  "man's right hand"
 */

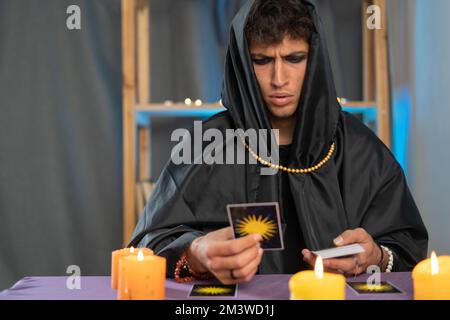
xmin=186 ymin=227 xmax=264 ymax=285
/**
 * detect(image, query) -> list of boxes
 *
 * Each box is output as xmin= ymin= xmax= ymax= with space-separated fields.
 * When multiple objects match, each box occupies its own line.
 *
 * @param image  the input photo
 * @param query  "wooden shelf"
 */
xmin=135 ymin=102 xmax=224 ymax=113
xmin=341 ymin=100 xmax=376 ymax=108
xmin=134 ymin=100 xmax=377 ymax=114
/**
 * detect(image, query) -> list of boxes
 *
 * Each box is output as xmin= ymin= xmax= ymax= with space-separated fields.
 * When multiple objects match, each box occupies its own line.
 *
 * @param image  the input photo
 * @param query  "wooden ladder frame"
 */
xmin=363 ymin=0 xmax=392 ymax=147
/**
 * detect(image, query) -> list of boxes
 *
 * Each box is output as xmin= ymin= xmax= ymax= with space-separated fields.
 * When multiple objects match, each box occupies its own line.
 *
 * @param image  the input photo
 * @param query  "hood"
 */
xmin=221 ymin=0 xmax=341 ymax=166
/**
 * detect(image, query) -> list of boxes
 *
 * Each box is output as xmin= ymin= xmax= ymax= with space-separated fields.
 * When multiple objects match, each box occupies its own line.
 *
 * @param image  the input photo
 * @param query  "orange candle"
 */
xmin=111 ymin=247 xmax=153 ymax=289
xmin=118 ymin=250 xmax=166 ymax=300
xmin=413 ymin=251 xmax=450 ymax=300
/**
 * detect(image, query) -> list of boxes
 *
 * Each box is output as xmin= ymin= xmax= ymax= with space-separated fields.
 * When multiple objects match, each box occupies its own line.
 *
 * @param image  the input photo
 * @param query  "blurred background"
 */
xmin=0 ymin=0 xmax=449 ymax=290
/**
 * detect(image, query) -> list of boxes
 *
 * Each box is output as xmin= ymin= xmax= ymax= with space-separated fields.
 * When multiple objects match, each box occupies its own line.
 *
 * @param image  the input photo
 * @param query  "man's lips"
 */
xmin=268 ymin=94 xmax=294 ymax=107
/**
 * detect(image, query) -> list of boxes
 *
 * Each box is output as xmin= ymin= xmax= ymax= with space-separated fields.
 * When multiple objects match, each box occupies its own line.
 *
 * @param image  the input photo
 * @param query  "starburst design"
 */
xmin=353 ymin=283 xmax=395 ymax=292
xmin=193 ymin=286 xmax=234 ymax=295
xmin=236 ymin=214 xmax=277 ymax=240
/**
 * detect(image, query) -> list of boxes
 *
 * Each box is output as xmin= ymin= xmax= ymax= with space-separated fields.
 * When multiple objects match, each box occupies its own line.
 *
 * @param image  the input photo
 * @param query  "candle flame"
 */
xmin=315 ymin=256 xmax=324 ymax=279
xmin=431 ymin=251 xmax=439 ymax=275
xmin=130 ymin=246 xmax=135 ymax=253
xmin=137 ymin=250 xmax=144 ymax=261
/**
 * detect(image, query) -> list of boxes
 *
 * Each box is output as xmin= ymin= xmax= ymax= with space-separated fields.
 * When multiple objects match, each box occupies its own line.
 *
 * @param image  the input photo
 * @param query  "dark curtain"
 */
xmin=149 ymin=0 xmax=362 ymax=103
xmin=0 ymin=0 xmax=123 ymax=290
xmin=149 ymin=0 xmax=245 ymax=103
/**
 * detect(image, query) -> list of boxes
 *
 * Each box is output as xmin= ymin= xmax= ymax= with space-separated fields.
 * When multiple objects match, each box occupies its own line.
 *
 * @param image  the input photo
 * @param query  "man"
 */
xmin=129 ymin=0 xmax=428 ymax=285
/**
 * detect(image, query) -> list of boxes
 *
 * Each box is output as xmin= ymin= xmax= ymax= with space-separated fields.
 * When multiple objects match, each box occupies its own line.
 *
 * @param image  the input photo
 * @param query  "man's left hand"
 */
xmin=301 ymin=228 xmax=382 ymax=276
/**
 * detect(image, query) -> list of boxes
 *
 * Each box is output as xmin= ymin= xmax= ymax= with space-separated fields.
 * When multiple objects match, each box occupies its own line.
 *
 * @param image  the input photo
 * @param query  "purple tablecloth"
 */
xmin=0 ymin=273 xmax=413 ymax=300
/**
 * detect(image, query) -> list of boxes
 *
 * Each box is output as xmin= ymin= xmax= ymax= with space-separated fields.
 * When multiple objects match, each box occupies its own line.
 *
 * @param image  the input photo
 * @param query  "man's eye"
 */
xmin=253 ymin=58 xmax=271 ymax=65
xmin=286 ymin=56 xmax=307 ymax=63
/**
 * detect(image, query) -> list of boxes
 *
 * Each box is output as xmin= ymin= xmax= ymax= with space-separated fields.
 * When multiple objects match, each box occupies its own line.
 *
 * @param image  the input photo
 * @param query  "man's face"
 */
xmin=250 ymin=36 xmax=309 ymax=123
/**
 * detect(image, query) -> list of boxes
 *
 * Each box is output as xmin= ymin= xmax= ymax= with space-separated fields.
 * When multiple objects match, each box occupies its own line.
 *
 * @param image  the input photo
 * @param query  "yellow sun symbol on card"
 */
xmin=194 ymin=286 xmax=233 ymax=295
xmin=353 ymin=283 xmax=395 ymax=292
xmin=236 ymin=214 xmax=277 ymax=240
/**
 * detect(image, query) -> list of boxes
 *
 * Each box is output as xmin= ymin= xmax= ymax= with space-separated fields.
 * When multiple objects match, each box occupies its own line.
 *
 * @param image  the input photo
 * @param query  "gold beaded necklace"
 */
xmin=241 ymin=139 xmax=336 ymax=174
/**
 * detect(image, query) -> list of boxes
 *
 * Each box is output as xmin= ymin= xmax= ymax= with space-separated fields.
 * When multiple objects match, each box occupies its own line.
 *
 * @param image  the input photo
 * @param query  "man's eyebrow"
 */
xmin=250 ymin=51 xmax=308 ymax=58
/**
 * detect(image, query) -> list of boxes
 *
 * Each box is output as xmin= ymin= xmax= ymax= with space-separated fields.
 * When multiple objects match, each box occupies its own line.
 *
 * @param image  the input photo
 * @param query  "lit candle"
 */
xmin=184 ymin=98 xmax=192 ymax=106
xmin=412 ymin=251 xmax=450 ymax=300
xmin=117 ymin=250 xmax=166 ymax=300
xmin=194 ymin=99 xmax=203 ymax=107
xmin=111 ymin=247 xmax=153 ymax=289
xmin=289 ymin=256 xmax=346 ymax=300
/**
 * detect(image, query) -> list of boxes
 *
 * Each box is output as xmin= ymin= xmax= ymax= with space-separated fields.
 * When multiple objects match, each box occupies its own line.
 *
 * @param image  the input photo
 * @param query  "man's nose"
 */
xmin=271 ymin=60 xmax=288 ymax=88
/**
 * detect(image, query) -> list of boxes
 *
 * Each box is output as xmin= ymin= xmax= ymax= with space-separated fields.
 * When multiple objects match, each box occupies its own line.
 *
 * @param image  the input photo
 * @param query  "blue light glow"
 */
xmin=391 ymin=87 xmax=411 ymax=171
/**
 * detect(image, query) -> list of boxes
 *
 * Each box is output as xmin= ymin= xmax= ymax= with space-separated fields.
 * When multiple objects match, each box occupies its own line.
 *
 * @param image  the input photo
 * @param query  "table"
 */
xmin=0 ymin=273 xmax=413 ymax=300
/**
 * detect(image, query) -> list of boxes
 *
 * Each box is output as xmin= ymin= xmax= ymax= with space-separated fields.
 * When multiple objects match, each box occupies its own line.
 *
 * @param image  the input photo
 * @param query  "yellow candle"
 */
xmin=111 ymin=247 xmax=153 ymax=289
xmin=118 ymin=250 xmax=166 ymax=300
xmin=289 ymin=256 xmax=346 ymax=300
xmin=412 ymin=251 xmax=450 ymax=300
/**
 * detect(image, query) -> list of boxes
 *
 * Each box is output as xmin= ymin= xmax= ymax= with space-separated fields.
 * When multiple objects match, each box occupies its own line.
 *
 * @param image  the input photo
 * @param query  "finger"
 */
xmin=213 ymin=268 xmax=247 ymax=285
xmin=231 ymin=248 xmax=263 ymax=280
xmin=302 ymin=250 xmax=316 ymax=266
xmin=239 ymin=266 xmax=258 ymax=283
xmin=323 ymin=257 xmax=359 ymax=274
xmin=333 ymin=228 xmax=368 ymax=247
xmin=209 ymin=244 xmax=261 ymax=271
xmin=208 ymin=234 xmax=262 ymax=257
xmin=302 ymin=249 xmax=316 ymax=267
xmin=324 ymin=268 xmax=345 ymax=275
xmin=356 ymin=251 xmax=369 ymax=267
xmin=214 ymin=270 xmax=239 ymax=285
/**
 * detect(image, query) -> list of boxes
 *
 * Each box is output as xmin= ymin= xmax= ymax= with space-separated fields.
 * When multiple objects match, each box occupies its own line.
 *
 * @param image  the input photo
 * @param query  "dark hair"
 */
xmin=245 ymin=0 xmax=314 ymax=46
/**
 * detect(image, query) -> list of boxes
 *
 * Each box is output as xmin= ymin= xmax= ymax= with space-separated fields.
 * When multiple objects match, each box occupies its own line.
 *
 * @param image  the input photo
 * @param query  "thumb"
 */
xmin=333 ymin=229 xmax=366 ymax=247
xmin=333 ymin=230 xmax=355 ymax=247
xmin=333 ymin=234 xmax=345 ymax=247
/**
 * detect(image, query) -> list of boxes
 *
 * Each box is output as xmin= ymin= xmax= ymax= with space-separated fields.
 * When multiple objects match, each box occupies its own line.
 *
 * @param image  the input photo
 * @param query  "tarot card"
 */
xmin=227 ymin=202 xmax=284 ymax=251
xmin=312 ymin=244 xmax=365 ymax=259
xmin=347 ymin=281 xmax=404 ymax=294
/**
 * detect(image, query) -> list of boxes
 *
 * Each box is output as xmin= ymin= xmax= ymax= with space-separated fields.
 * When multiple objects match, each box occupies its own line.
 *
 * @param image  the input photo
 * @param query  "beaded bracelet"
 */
xmin=377 ymin=243 xmax=384 ymax=267
xmin=174 ymin=253 xmax=213 ymax=283
xmin=380 ymin=245 xmax=394 ymax=273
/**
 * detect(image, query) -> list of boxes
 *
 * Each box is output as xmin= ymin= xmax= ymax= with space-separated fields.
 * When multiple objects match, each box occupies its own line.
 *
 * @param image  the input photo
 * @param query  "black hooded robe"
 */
xmin=129 ymin=0 xmax=428 ymax=277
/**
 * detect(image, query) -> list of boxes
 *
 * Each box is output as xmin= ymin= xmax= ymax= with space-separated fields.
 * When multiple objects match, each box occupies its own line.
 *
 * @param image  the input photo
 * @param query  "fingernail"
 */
xmin=253 ymin=234 xmax=262 ymax=242
xmin=334 ymin=236 xmax=343 ymax=245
